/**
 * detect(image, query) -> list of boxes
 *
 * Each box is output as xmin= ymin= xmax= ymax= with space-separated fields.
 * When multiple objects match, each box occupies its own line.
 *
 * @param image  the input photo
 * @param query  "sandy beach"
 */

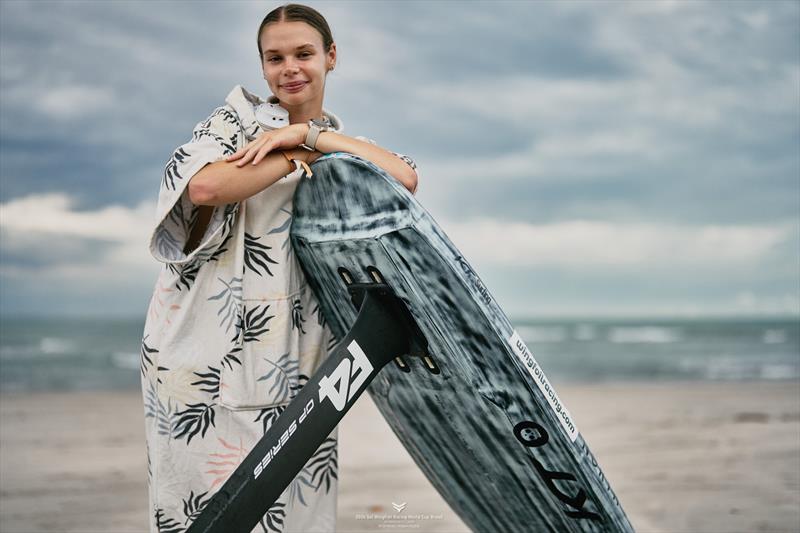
xmin=1 ymin=381 xmax=798 ymax=533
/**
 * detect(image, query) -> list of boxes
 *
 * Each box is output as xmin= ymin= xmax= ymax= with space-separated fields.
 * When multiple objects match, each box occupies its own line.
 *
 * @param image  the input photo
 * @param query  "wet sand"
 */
xmin=1 ymin=381 xmax=798 ymax=532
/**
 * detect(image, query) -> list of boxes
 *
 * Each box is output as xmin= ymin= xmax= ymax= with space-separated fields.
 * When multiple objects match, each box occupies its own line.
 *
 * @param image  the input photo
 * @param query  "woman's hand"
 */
xmin=225 ymin=124 xmax=309 ymax=167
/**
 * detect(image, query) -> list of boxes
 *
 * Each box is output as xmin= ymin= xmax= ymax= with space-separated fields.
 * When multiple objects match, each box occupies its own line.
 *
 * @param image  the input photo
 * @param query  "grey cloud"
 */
xmin=0 ymin=229 xmax=118 ymax=269
xmin=429 ymin=150 xmax=799 ymax=226
xmin=0 ymin=0 xmax=797 ymax=317
xmin=0 ymin=137 xmax=163 ymax=208
xmin=364 ymin=1 xmax=635 ymax=82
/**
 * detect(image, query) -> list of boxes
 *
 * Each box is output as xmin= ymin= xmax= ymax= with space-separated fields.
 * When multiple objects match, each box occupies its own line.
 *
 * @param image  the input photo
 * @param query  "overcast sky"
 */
xmin=1 ymin=0 xmax=798 ymax=318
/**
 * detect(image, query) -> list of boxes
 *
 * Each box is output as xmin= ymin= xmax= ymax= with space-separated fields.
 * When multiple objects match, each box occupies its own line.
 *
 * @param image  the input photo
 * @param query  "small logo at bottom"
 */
xmin=391 ymin=501 xmax=407 ymax=512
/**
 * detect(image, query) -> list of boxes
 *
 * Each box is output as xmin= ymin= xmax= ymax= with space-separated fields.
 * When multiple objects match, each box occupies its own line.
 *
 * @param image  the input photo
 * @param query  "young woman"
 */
xmin=140 ymin=4 xmax=419 ymax=532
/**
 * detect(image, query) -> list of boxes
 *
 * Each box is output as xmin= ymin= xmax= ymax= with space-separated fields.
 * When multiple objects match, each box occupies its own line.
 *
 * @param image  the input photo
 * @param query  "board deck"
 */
xmin=290 ymin=152 xmax=634 ymax=533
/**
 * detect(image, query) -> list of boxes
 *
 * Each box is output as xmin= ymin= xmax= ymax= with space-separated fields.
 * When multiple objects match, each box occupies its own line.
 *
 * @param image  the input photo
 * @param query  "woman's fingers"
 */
xmin=228 ymin=135 xmax=267 ymax=165
xmin=225 ymin=150 xmax=244 ymax=162
xmin=234 ymin=140 xmax=265 ymax=167
xmin=234 ymin=149 xmax=253 ymax=167
xmin=228 ymin=130 xmax=295 ymax=167
xmin=226 ymin=137 xmax=259 ymax=162
xmin=251 ymin=140 xmax=276 ymax=166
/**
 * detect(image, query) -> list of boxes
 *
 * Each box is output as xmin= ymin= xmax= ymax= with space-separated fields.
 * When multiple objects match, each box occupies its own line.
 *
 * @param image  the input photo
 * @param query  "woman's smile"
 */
xmin=282 ymin=81 xmax=308 ymax=92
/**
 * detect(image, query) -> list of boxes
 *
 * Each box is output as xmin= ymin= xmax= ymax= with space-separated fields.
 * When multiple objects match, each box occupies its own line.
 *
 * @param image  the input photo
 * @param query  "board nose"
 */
xmin=292 ymin=154 xmax=418 ymax=239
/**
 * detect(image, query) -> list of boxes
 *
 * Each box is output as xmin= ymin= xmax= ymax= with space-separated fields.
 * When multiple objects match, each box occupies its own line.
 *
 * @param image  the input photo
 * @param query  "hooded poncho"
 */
xmin=140 ymin=85 xmax=419 ymax=532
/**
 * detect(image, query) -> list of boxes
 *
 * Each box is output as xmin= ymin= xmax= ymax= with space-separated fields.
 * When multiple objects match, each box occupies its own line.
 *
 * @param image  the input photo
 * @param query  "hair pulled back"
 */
xmin=257 ymin=3 xmax=335 ymax=59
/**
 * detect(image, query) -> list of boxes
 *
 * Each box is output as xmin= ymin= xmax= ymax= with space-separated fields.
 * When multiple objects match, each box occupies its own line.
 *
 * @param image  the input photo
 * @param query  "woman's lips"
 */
xmin=282 ymin=81 xmax=307 ymax=92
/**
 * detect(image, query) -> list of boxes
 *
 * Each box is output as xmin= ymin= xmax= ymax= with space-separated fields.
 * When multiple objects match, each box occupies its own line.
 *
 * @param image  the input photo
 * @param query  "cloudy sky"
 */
xmin=0 ymin=0 xmax=798 ymax=318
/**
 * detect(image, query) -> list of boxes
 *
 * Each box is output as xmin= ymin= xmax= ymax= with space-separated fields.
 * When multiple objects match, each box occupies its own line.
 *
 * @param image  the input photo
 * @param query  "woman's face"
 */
xmin=260 ymin=21 xmax=336 ymax=110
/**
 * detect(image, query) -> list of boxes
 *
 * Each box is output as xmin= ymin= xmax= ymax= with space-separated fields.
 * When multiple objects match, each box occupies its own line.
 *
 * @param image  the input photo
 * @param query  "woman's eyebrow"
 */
xmin=264 ymin=43 xmax=315 ymax=54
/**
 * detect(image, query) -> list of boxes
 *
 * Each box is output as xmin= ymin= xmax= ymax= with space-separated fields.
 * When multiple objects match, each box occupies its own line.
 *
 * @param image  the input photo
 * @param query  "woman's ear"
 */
xmin=327 ymin=42 xmax=337 ymax=71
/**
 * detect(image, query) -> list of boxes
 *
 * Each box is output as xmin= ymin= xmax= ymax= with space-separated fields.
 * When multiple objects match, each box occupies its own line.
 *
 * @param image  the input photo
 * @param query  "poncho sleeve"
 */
xmin=149 ymin=106 xmax=241 ymax=266
xmin=355 ymin=135 xmax=420 ymax=194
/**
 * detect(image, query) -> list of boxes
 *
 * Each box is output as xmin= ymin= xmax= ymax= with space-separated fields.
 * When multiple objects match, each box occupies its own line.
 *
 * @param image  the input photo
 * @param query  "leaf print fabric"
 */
xmin=140 ymin=85 xmax=403 ymax=533
xmin=141 ymin=85 xmax=421 ymax=532
xmin=151 ymin=108 xmax=241 ymax=267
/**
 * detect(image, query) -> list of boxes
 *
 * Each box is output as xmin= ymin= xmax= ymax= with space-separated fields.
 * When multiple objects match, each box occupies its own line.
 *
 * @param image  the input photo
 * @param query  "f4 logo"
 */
xmin=319 ymin=340 xmax=374 ymax=411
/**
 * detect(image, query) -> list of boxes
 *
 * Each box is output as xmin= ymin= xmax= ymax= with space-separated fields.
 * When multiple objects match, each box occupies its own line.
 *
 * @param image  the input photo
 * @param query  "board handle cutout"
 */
xmin=421 ymin=353 xmax=441 ymax=374
xmin=394 ymin=356 xmax=411 ymax=372
xmin=338 ymin=267 xmax=353 ymax=285
xmin=366 ymin=265 xmax=385 ymax=283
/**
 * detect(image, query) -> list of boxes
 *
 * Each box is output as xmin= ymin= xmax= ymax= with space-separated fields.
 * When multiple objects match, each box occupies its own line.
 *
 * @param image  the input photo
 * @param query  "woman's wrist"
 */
xmin=285 ymin=148 xmax=308 ymax=162
xmin=290 ymin=123 xmax=311 ymax=150
xmin=279 ymin=149 xmax=319 ymax=178
xmin=286 ymin=147 xmax=322 ymax=163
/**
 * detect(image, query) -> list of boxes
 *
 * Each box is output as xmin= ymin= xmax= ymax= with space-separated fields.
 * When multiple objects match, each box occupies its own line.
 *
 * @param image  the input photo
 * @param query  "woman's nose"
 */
xmin=283 ymin=58 xmax=300 ymax=73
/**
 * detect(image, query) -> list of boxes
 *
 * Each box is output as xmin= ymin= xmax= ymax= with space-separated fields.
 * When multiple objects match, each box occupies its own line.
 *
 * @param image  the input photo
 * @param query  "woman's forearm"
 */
xmin=189 ymin=150 xmax=300 ymax=206
xmin=190 ymin=130 xmax=418 ymax=207
xmin=314 ymin=132 xmax=418 ymax=192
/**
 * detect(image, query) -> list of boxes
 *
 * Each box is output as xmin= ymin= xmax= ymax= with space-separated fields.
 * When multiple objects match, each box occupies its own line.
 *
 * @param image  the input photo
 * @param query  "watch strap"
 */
xmin=300 ymin=118 xmax=329 ymax=151
xmin=301 ymin=125 xmax=321 ymax=151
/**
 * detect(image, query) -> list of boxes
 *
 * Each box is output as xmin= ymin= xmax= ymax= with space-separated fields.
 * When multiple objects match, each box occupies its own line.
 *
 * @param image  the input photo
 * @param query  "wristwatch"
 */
xmin=300 ymin=117 xmax=330 ymax=151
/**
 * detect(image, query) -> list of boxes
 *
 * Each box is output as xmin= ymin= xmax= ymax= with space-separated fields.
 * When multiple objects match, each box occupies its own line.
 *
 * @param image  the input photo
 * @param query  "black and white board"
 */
xmin=188 ymin=152 xmax=633 ymax=533
xmin=289 ymin=153 xmax=634 ymax=532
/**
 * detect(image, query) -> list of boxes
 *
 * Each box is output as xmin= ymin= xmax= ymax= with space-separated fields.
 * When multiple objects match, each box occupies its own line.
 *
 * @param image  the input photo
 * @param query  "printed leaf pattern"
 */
xmin=291 ymin=298 xmax=306 ymax=334
xmin=147 ymin=280 xmax=180 ymax=325
xmin=267 ymin=211 xmax=292 ymax=236
xmin=293 ymin=373 xmax=310 ymax=399
xmin=288 ymin=470 xmax=315 ymax=507
xmin=255 ymin=404 xmax=287 ymax=435
xmin=205 ymin=436 xmax=248 ymax=489
xmin=267 ymin=208 xmax=293 ymax=251
xmin=311 ymin=302 xmax=326 ymax=328
xmin=208 ymin=276 xmax=243 ymax=334
xmin=244 ymin=233 xmax=279 ymax=276
xmin=163 ymin=147 xmax=190 ymax=191
xmin=157 ymin=365 xmax=170 ymax=383
xmin=307 ymin=437 xmax=338 ymax=493
xmin=287 ymin=436 xmax=338 ymax=508
xmin=256 ymin=353 xmax=299 ymax=405
xmin=259 ymin=501 xmax=286 ymax=533
xmin=146 ymin=442 xmax=152 ymax=485
xmin=193 ymin=107 xmax=239 ymax=155
xmin=326 ymin=333 xmax=338 ymax=353
xmin=243 ymin=304 xmax=274 ymax=343
xmin=144 ymin=380 xmax=175 ymax=438
xmin=210 ymin=232 xmax=233 ymax=262
xmin=221 ymin=343 xmax=242 ymax=370
xmin=155 ymin=508 xmax=184 ymax=533
xmin=155 ymin=106 xmax=241 ymax=268
xmin=191 ymin=366 xmax=221 ymax=401
xmin=173 ymin=402 xmax=216 ymax=445
xmin=182 ymin=490 xmax=211 ymax=526
xmin=153 ymin=222 xmax=182 ymax=261
xmin=168 ymin=262 xmax=201 ymax=292
xmin=140 ymin=336 xmax=158 ymax=378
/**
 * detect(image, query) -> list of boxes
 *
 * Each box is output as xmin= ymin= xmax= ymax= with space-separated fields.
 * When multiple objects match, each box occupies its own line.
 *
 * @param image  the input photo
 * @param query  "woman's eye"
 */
xmin=266 ymin=52 xmax=310 ymax=63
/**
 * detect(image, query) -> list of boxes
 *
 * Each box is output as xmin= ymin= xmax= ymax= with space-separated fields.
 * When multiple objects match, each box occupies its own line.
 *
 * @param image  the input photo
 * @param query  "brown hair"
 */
xmin=257 ymin=3 xmax=335 ymax=59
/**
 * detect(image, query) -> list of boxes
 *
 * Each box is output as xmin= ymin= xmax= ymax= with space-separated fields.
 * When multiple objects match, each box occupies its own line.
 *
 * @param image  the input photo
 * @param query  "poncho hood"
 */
xmin=224 ymin=84 xmax=343 ymax=140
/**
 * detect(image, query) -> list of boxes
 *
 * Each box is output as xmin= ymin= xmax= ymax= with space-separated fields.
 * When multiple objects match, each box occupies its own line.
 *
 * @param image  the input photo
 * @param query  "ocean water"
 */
xmin=0 ymin=316 xmax=797 ymax=393
xmin=0 ymin=317 xmax=145 ymax=393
